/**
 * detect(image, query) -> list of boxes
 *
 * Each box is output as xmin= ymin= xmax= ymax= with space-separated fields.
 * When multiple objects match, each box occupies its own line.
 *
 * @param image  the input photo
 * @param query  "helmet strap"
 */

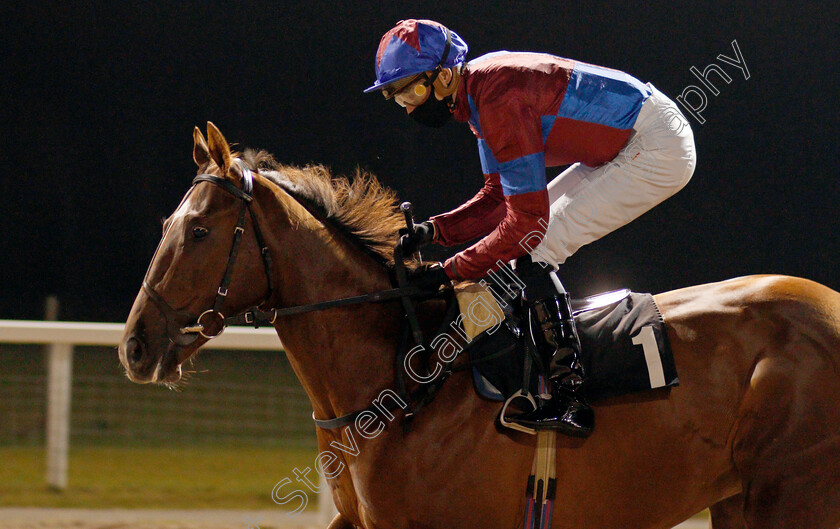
xmin=421 ymin=26 xmax=453 ymax=88
xmin=439 ymin=27 xmax=452 ymax=68
xmin=435 ymin=27 xmax=457 ymax=111
xmin=445 ymin=94 xmax=457 ymax=113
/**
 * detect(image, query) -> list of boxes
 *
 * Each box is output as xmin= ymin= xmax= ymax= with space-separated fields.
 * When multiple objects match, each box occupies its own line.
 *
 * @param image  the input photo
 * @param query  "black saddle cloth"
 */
xmin=466 ymin=291 xmax=678 ymax=403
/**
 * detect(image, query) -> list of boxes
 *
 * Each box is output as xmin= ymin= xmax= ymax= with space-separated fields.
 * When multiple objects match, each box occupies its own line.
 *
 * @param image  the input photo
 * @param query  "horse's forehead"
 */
xmin=168 ymin=190 xmax=200 ymax=222
xmin=158 ymin=187 xmax=224 ymax=252
xmin=171 ymin=184 xmax=227 ymax=219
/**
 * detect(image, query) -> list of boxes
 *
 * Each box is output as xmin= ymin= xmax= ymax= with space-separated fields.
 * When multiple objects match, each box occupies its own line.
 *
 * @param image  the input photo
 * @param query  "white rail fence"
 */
xmin=0 ymin=318 xmax=338 ymax=524
xmin=0 ymin=318 xmax=283 ymax=487
xmin=1 ymin=318 xmax=713 ymax=528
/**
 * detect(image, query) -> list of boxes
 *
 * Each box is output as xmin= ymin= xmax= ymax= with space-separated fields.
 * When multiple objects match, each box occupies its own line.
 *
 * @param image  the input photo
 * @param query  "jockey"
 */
xmin=365 ymin=19 xmax=696 ymax=437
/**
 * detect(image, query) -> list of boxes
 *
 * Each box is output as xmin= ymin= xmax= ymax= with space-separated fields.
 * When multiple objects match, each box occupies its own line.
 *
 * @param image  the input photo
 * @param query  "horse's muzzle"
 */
xmin=124 ymin=336 xmax=144 ymax=366
xmin=120 ymin=333 xmax=156 ymax=383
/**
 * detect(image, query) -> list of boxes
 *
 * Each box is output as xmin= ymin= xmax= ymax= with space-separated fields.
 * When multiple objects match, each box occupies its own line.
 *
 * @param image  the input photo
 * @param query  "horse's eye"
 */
xmin=192 ymin=226 xmax=209 ymax=239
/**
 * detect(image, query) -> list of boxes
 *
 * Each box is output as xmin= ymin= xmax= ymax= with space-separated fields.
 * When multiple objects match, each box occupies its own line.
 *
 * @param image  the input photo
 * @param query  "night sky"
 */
xmin=3 ymin=2 xmax=838 ymax=322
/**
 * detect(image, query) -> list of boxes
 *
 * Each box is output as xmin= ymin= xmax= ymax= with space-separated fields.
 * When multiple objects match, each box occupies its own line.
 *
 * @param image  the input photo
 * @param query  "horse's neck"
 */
xmin=260 ymin=186 xmax=401 ymax=421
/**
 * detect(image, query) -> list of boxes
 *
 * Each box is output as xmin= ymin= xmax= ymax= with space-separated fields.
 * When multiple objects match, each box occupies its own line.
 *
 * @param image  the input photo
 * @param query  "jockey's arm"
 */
xmin=443 ymin=189 xmax=549 ymax=280
xmin=430 ymin=172 xmax=506 ymax=246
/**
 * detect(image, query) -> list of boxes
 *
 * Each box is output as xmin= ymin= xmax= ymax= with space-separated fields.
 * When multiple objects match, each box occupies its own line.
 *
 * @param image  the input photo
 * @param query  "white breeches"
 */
xmin=530 ymin=84 xmax=697 ymax=266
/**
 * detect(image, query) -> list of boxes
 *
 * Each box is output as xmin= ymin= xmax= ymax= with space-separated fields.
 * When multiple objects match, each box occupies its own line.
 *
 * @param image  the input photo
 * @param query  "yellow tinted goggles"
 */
xmin=382 ymin=74 xmax=432 ymax=107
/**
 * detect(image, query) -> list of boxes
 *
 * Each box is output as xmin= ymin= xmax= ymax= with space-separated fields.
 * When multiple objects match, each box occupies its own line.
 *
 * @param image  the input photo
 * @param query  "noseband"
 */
xmin=142 ymin=161 xmax=275 ymax=346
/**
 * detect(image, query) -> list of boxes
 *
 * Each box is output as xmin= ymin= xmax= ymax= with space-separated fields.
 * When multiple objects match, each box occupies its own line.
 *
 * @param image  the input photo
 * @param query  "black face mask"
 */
xmin=409 ymin=86 xmax=453 ymax=128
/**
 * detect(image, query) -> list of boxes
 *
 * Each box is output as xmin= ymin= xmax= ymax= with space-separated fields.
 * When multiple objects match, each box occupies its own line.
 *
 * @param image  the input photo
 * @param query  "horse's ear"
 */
xmin=193 ymin=126 xmax=210 ymax=168
xmin=206 ymin=121 xmax=233 ymax=176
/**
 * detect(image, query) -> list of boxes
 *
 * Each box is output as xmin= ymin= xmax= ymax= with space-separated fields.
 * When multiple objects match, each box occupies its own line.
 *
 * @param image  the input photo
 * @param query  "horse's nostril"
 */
xmin=126 ymin=337 xmax=144 ymax=365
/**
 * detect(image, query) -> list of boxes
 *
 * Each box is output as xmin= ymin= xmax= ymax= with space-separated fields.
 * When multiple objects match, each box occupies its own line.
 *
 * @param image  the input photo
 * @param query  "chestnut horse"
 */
xmin=119 ymin=123 xmax=840 ymax=529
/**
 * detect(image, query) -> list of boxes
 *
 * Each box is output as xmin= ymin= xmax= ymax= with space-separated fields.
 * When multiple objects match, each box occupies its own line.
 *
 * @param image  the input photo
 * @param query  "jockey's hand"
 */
xmin=409 ymin=263 xmax=451 ymax=292
xmin=399 ymin=220 xmax=436 ymax=256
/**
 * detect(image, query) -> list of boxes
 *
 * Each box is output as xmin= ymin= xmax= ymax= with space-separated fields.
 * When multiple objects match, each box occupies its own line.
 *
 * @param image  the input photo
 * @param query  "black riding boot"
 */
xmin=507 ymin=257 xmax=594 ymax=437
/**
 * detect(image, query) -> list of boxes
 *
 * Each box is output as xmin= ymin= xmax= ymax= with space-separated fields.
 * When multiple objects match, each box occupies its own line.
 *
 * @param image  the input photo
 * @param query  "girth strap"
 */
xmin=524 ymin=431 xmax=557 ymax=529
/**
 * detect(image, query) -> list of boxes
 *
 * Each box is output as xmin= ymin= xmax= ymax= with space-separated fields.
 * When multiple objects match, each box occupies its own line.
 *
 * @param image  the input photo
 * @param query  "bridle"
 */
xmin=141 ymin=160 xmax=423 ymax=347
xmin=139 ymin=158 xmax=456 ymax=430
xmin=142 ymin=160 xmax=275 ymax=346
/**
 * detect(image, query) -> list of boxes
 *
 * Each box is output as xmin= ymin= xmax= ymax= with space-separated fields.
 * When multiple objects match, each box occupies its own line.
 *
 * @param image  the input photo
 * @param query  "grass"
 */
xmin=0 ymin=444 xmax=712 ymax=523
xmin=0 ymin=444 xmax=318 ymax=510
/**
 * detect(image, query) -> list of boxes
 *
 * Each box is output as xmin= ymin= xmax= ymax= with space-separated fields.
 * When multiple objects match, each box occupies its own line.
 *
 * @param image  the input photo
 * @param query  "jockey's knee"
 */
xmin=678 ymin=143 xmax=697 ymax=189
xmin=673 ymin=123 xmax=697 ymax=190
xmin=648 ymin=143 xmax=697 ymax=199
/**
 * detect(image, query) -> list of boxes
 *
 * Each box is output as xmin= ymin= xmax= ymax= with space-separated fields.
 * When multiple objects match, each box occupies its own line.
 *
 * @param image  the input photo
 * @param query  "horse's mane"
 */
xmin=240 ymin=149 xmax=411 ymax=268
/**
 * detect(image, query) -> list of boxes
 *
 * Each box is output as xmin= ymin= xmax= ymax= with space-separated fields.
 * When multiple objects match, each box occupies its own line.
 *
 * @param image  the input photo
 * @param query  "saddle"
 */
xmin=454 ymin=281 xmax=679 ymax=406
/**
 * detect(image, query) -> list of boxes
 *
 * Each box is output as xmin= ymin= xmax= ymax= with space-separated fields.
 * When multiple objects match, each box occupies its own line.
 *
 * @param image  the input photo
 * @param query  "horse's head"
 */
xmin=119 ymin=122 xmax=273 ymax=384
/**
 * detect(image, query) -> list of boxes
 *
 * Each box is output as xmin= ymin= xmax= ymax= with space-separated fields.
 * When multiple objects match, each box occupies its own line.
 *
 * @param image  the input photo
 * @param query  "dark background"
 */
xmin=3 ymin=1 xmax=837 ymax=322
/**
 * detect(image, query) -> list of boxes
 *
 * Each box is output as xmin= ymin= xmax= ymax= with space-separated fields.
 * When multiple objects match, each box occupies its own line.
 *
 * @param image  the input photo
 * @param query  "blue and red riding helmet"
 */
xmin=364 ymin=19 xmax=469 ymax=93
